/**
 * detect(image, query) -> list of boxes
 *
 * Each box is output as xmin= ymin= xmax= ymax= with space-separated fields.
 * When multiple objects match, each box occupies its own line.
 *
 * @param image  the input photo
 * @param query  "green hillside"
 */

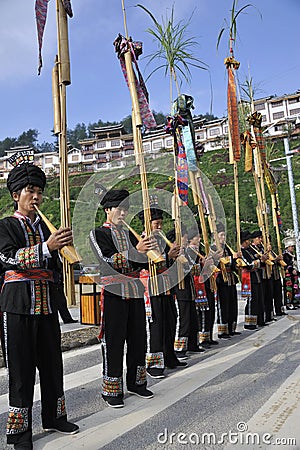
xmin=0 ymin=139 xmax=299 ymax=252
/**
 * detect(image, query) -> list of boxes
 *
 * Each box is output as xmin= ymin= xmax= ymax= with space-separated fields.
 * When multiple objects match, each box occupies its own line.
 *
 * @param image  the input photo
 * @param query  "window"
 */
xmin=166 ymin=139 xmax=173 ymax=147
xmin=72 ymin=155 xmax=79 ymax=162
xmin=97 ymin=141 xmax=106 ymax=148
xmin=271 ymin=100 xmax=283 ymax=108
xmin=261 ymin=115 xmax=267 ymax=122
xmin=197 ymin=132 xmax=205 ymax=139
xmin=273 ymin=111 xmax=284 ymax=120
xmin=153 ymin=141 xmax=162 ymax=149
xmin=209 ymin=128 xmax=220 ymax=136
xmin=84 ymin=153 xmax=93 ymax=160
xmin=288 ymin=97 xmax=299 ymax=104
xmin=224 ymin=126 xmax=228 ymax=133
xmin=111 ymin=139 xmax=120 ymax=147
xmin=125 ymin=149 xmax=134 ymax=155
xmin=110 ymin=152 xmax=121 ymax=160
xmin=45 ymin=157 xmax=52 ymax=164
xmin=143 ymin=143 xmax=150 ymax=151
xmin=289 ymin=108 xmax=300 ymax=116
xmin=255 ymin=103 xmax=265 ymax=111
xmin=274 ymin=124 xmax=285 ymax=132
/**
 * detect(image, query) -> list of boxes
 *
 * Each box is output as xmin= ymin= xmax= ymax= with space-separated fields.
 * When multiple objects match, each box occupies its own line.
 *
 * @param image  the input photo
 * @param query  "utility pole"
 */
xmin=284 ymin=137 xmax=300 ymax=273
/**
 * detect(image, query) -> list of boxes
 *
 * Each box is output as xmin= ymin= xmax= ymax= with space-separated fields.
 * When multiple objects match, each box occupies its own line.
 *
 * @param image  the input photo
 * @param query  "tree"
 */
xmin=0 ymin=137 xmax=17 ymax=156
xmin=67 ymin=123 xmax=88 ymax=147
xmin=16 ymin=129 xmax=39 ymax=147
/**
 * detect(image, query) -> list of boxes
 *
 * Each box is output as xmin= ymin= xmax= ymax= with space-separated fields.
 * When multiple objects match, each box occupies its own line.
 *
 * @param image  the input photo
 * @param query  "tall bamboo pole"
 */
xmin=55 ymin=0 xmax=75 ymax=305
xmin=121 ymin=0 xmax=159 ymax=295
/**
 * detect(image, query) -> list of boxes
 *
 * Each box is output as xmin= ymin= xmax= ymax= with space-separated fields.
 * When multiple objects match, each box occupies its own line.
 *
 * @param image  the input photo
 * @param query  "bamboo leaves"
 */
xmin=136 ymin=4 xmax=207 ymax=94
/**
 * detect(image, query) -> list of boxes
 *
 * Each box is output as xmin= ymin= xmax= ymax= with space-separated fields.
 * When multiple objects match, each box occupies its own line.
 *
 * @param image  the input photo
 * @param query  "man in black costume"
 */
xmin=0 ymin=157 xmax=79 ymax=450
xmin=90 ymin=189 xmax=154 ymax=408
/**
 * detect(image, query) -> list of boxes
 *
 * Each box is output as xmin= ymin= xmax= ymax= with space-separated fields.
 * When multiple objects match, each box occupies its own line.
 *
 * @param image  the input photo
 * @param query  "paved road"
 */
xmin=0 ymin=307 xmax=299 ymax=450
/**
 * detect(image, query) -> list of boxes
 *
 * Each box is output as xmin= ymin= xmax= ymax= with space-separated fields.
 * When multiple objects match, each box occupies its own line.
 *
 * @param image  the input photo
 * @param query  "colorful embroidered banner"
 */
xmin=227 ymin=66 xmax=241 ymax=162
xmin=61 ymin=0 xmax=73 ymax=17
xmin=175 ymin=128 xmax=189 ymax=205
xmin=114 ymin=35 xmax=156 ymax=130
xmin=241 ymin=130 xmax=256 ymax=172
xmin=35 ymin=0 xmax=50 ymax=75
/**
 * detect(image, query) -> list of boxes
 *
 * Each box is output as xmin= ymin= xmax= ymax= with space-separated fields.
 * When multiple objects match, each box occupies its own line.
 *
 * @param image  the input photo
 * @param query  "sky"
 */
xmin=0 ymin=0 xmax=299 ymax=144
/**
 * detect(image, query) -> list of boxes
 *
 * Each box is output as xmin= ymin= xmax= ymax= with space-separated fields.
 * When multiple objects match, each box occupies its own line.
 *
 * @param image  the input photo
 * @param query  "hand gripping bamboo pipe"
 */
xmin=155 ymin=230 xmax=188 ymax=264
xmin=34 ymin=205 xmax=81 ymax=264
xmin=250 ymin=244 xmax=273 ymax=266
xmin=225 ymin=242 xmax=248 ymax=268
xmin=121 ymin=220 xmax=164 ymax=264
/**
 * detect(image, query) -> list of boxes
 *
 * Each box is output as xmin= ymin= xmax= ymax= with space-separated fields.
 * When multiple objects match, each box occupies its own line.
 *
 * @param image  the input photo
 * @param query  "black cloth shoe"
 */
xmin=44 ymin=420 xmax=79 ymax=434
xmin=244 ymin=325 xmax=257 ymax=330
xmin=14 ymin=443 xmax=33 ymax=450
xmin=208 ymin=340 xmax=219 ymax=345
xmin=218 ymin=333 xmax=231 ymax=339
xmin=188 ymin=346 xmax=205 ymax=352
xmin=102 ymin=395 xmax=124 ymax=408
xmin=167 ymin=360 xmax=188 ymax=369
xmin=201 ymin=341 xmax=211 ymax=348
xmin=127 ymin=386 xmax=154 ymax=399
xmin=258 ymin=322 xmax=269 ymax=327
xmin=147 ymin=368 xmax=165 ymax=379
xmin=174 ymin=351 xmax=188 ymax=360
xmin=229 ymin=331 xmax=242 ymax=336
xmin=63 ymin=319 xmax=78 ymax=324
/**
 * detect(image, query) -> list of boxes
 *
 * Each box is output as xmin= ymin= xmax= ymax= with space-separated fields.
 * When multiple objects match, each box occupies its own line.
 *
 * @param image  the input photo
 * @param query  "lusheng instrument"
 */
xmin=250 ymin=244 xmax=273 ymax=266
xmin=121 ymin=220 xmax=164 ymax=264
xmin=268 ymin=249 xmax=287 ymax=267
xmin=34 ymin=205 xmax=81 ymax=264
xmin=225 ymin=242 xmax=248 ymax=268
xmin=155 ymin=230 xmax=188 ymax=265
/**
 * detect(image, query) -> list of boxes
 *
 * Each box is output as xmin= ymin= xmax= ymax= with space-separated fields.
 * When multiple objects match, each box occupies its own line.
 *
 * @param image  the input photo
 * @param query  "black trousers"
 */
xmin=273 ymin=278 xmax=284 ymax=315
xmin=174 ymin=300 xmax=195 ymax=351
xmin=4 ymin=312 xmax=67 ymax=446
xmin=102 ymin=293 xmax=147 ymax=398
xmin=147 ymin=295 xmax=178 ymax=369
xmin=245 ymin=282 xmax=264 ymax=326
xmin=197 ymin=285 xmax=216 ymax=341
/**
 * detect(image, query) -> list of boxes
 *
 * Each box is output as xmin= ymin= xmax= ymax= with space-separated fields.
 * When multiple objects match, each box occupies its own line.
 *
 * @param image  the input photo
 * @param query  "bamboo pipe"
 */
xmin=56 ymin=0 xmax=71 ymax=85
xmin=224 ymin=242 xmax=248 ymax=268
xmin=121 ymin=220 xmax=164 ymax=264
xmin=250 ymin=244 xmax=274 ymax=266
xmin=155 ymin=230 xmax=188 ymax=264
xmin=34 ymin=205 xmax=81 ymax=264
xmin=52 ymin=56 xmax=61 ymax=135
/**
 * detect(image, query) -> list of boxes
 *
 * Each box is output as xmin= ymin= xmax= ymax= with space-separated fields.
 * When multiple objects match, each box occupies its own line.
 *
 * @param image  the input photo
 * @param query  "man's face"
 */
xmin=242 ymin=239 xmax=251 ymax=248
xmin=12 ymin=185 xmax=43 ymax=217
xmin=218 ymin=231 xmax=226 ymax=244
xmin=253 ymin=236 xmax=263 ymax=245
xmin=190 ymin=234 xmax=200 ymax=246
xmin=151 ymin=219 xmax=163 ymax=231
xmin=105 ymin=207 xmax=128 ymax=226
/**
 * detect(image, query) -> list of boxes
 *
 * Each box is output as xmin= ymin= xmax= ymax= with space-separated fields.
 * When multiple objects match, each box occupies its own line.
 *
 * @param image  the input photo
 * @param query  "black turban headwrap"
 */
xmin=137 ymin=207 xmax=163 ymax=224
xmin=240 ymin=230 xmax=252 ymax=243
xmin=250 ymin=230 xmax=262 ymax=239
xmin=100 ymin=189 xmax=130 ymax=209
xmin=7 ymin=163 xmax=46 ymax=194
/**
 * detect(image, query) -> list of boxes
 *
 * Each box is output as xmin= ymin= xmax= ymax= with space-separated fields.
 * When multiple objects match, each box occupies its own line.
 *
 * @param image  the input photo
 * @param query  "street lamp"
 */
xmin=268 ymin=119 xmax=300 ymax=273
xmin=283 ymin=137 xmax=300 ymax=273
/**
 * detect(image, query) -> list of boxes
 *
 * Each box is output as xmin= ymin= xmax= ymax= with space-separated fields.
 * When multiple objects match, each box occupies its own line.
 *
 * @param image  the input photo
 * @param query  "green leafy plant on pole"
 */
xmin=137 ymin=4 xmax=208 ymax=107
